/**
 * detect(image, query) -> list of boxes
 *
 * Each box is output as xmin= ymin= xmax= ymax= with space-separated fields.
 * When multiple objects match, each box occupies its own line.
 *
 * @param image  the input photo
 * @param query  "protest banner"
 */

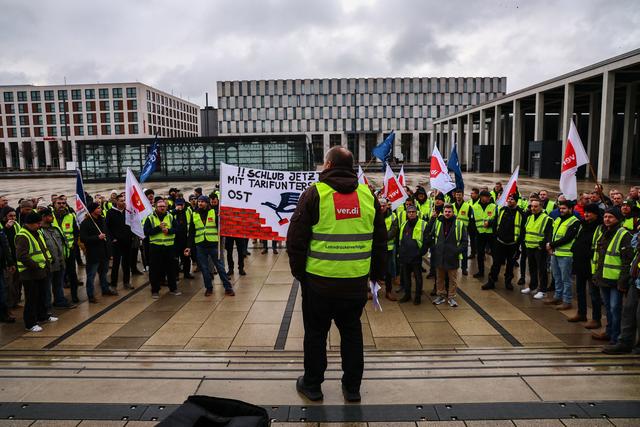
xmin=219 ymin=163 xmax=318 ymax=241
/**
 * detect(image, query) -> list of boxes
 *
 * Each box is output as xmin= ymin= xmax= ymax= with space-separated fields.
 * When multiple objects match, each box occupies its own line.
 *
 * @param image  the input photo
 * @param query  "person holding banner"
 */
xmin=287 ymin=146 xmax=387 ymax=403
xmin=188 ymin=196 xmax=234 ymax=297
xmin=144 ymin=200 xmax=181 ymax=299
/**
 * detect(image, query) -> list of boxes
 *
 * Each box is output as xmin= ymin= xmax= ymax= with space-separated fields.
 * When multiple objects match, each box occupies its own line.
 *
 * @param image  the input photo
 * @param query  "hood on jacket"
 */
xmin=318 ymin=167 xmax=359 ymax=194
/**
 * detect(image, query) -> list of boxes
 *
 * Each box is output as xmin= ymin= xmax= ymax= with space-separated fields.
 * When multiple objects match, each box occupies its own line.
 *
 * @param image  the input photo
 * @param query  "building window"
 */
xmin=34 ymin=127 xmax=43 ymax=137
xmin=127 ymin=100 xmax=138 ymax=110
xmin=17 ymin=91 xmax=27 ymax=102
xmin=6 ymin=116 xmax=15 ymax=126
xmin=47 ymin=115 xmax=56 ymax=125
xmin=57 ymin=90 xmax=68 ymax=100
xmin=59 ymin=115 xmax=67 ymax=125
xmin=101 ymin=125 xmax=111 ymax=135
xmin=100 ymin=113 xmax=110 ymax=123
xmin=86 ymin=101 xmax=96 ymax=112
xmin=100 ymin=101 xmax=110 ymax=111
xmin=87 ymin=125 xmax=97 ymax=135
xmin=85 ymin=89 xmax=95 ymax=99
xmin=44 ymin=90 xmax=54 ymax=101
xmin=114 ymin=112 xmax=124 ymax=123
xmin=113 ymin=100 xmax=123 ymax=110
xmin=34 ymin=115 xmax=43 ymax=125
xmin=30 ymin=91 xmax=41 ymax=101
xmin=32 ymin=103 xmax=42 ymax=113
xmin=20 ymin=128 xmax=30 ymax=137
xmin=45 ymin=102 xmax=55 ymax=113
xmin=71 ymin=89 xmax=81 ymax=100
xmin=87 ymin=113 xmax=96 ymax=124
xmin=126 ymin=87 xmax=137 ymax=98
xmin=128 ymin=124 xmax=139 ymax=134
xmin=47 ymin=127 xmax=57 ymax=137
xmin=74 ymin=126 xmax=84 ymax=136
xmin=115 ymin=124 xmax=124 ymax=134
xmin=128 ymin=112 xmax=138 ymax=122
xmin=18 ymin=104 xmax=27 ymax=114
xmin=19 ymin=116 xmax=29 ymax=126
xmin=7 ymin=128 xmax=16 ymax=138
xmin=112 ymin=88 xmax=123 ymax=98
xmin=3 ymin=92 xmax=13 ymax=102
xmin=99 ymin=88 xmax=109 ymax=99
xmin=61 ymin=126 xmax=69 ymax=136
xmin=72 ymin=101 xmax=82 ymax=112
xmin=74 ymin=114 xmax=83 ymax=124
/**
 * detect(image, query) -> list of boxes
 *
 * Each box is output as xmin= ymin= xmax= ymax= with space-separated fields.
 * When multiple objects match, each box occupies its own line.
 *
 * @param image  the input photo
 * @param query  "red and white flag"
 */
xmin=496 ymin=166 xmax=519 ymax=207
xmin=357 ymin=165 xmax=369 ymax=185
xmin=430 ymin=145 xmax=456 ymax=194
xmin=383 ymin=164 xmax=408 ymax=210
xmin=559 ymin=120 xmax=589 ymax=201
xmin=398 ymin=165 xmax=405 ymax=186
xmin=125 ymin=168 xmax=153 ymax=238
xmin=72 ymin=195 xmax=88 ymax=225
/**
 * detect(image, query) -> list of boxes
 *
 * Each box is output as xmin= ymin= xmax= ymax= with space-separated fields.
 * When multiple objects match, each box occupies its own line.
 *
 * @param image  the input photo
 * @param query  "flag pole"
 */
xmin=360 ymin=157 xmax=376 ymax=174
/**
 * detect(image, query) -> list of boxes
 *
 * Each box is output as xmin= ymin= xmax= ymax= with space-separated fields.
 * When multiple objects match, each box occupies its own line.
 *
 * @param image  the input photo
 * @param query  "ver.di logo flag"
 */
xmin=139 ymin=136 xmax=160 ymax=183
xmin=125 ymin=167 xmax=153 ymax=238
xmin=559 ymin=120 xmax=589 ymax=201
xmin=430 ymin=145 xmax=456 ymax=194
xmin=382 ymin=163 xmax=408 ymax=210
xmin=496 ymin=166 xmax=519 ymax=207
xmin=72 ymin=194 xmax=88 ymax=226
xmin=398 ymin=165 xmax=406 ymax=187
xmin=357 ymin=165 xmax=369 ymax=185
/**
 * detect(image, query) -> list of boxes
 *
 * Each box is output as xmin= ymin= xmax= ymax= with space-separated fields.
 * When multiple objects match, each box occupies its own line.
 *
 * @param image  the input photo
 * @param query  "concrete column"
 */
xmin=58 ymin=140 xmax=66 ymax=170
xmin=4 ymin=141 xmax=12 ymax=169
xmin=446 ymin=120 xmax=453 ymax=156
xmin=31 ymin=139 xmax=39 ymax=170
xmin=456 ymin=116 xmax=463 ymax=151
xmin=479 ymin=109 xmax=486 ymax=146
xmin=412 ymin=132 xmax=419 ymax=163
xmin=511 ymin=99 xmax=522 ymax=170
xmin=465 ymin=114 xmax=473 ymax=172
xmin=322 ymin=133 xmax=330 ymax=160
xmin=561 ymin=83 xmax=575 ymax=155
xmin=620 ymin=83 xmax=638 ymax=183
xmin=44 ymin=140 xmax=52 ymax=168
xmin=18 ymin=142 xmax=26 ymax=170
xmin=597 ymin=71 xmax=615 ymax=182
xmin=71 ymin=140 xmax=78 ymax=165
xmin=586 ymin=92 xmax=600 ymax=179
xmin=493 ymin=105 xmax=502 ymax=172
xmin=357 ymin=133 xmax=366 ymax=162
xmin=341 ymin=132 xmax=347 ymax=147
xmin=534 ymin=92 xmax=544 ymax=140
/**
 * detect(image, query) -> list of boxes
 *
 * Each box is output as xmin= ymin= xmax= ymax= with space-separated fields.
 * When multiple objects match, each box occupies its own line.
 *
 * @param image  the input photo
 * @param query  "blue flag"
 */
xmin=447 ymin=143 xmax=464 ymax=192
xmin=75 ymin=169 xmax=86 ymax=205
xmin=372 ymin=131 xmax=394 ymax=163
xmin=139 ymin=136 xmax=160 ymax=183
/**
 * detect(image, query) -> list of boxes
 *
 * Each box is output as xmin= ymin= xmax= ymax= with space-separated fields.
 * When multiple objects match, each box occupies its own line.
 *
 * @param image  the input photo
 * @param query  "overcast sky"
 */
xmin=1 ymin=0 xmax=638 ymax=107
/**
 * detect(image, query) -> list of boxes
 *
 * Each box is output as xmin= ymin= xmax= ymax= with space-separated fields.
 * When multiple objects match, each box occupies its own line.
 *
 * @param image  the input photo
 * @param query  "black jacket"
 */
xmin=287 ymin=167 xmax=387 ymax=299
xmin=105 ymin=207 xmax=133 ymax=248
xmin=494 ymin=206 xmax=525 ymax=245
xmin=572 ymin=218 xmax=602 ymax=276
xmin=398 ymin=217 xmax=429 ymax=264
xmin=429 ymin=216 xmax=468 ymax=270
xmin=0 ymin=230 xmax=14 ymax=269
xmin=80 ymin=215 xmax=110 ymax=263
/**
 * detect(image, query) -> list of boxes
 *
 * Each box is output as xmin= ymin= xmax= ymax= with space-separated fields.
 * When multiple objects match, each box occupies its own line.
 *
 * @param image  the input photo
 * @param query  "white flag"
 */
xmin=559 ymin=120 xmax=589 ymax=201
xmin=357 ymin=165 xmax=369 ymax=185
xmin=496 ymin=166 xmax=519 ymax=207
xmin=125 ymin=168 xmax=153 ymax=238
xmin=398 ymin=165 xmax=406 ymax=186
xmin=369 ymin=280 xmax=382 ymax=311
xmin=383 ymin=164 xmax=408 ymax=210
xmin=72 ymin=195 xmax=88 ymax=226
xmin=430 ymin=145 xmax=456 ymax=194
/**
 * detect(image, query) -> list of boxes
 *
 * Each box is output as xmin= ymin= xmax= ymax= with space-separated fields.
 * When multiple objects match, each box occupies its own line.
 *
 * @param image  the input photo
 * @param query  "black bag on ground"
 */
xmin=157 ymin=395 xmax=270 ymax=427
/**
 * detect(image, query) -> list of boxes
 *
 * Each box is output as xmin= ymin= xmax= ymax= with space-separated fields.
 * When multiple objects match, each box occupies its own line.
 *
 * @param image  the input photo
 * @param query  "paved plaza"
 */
xmin=1 ymin=174 xmax=639 ymax=425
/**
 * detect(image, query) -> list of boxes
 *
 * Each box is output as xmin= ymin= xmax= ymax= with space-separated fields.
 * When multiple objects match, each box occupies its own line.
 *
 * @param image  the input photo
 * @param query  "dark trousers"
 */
xmin=225 ymin=238 xmax=245 ymax=272
xmin=469 ymin=230 xmax=477 ymax=255
xmin=519 ymin=243 xmax=527 ymax=279
xmin=64 ymin=254 xmax=79 ymax=300
xmin=261 ymin=240 xmax=277 ymax=251
xmin=149 ymin=245 xmax=177 ymax=293
xmin=301 ymin=284 xmax=367 ymax=392
xmin=130 ymin=245 xmax=142 ymax=273
xmin=111 ymin=243 xmax=131 ymax=287
xmin=527 ymin=248 xmax=548 ymax=292
xmin=23 ymin=278 xmax=49 ymax=329
xmin=142 ymin=238 xmax=150 ymax=269
xmin=401 ymin=262 xmax=423 ymax=297
xmin=575 ymin=271 xmax=602 ymax=320
xmin=619 ymin=284 xmax=640 ymax=348
xmin=488 ymin=241 xmax=518 ymax=285
xmin=196 ymin=244 xmax=232 ymax=290
xmin=475 ymin=233 xmax=492 ymax=275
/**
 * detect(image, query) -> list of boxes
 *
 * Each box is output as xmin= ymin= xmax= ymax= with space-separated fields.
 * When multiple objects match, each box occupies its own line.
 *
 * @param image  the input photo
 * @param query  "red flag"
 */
xmin=559 ymin=121 xmax=589 ymax=200
xmin=125 ymin=168 xmax=153 ymax=238
xmin=497 ymin=166 xmax=519 ymax=207
xmin=398 ymin=165 xmax=405 ymax=186
xmin=383 ymin=164 xmax=408 ymax=210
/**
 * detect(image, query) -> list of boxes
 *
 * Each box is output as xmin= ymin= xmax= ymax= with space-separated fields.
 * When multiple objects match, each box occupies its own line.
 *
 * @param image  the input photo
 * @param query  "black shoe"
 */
xmin=462 ymin=270 xmax=468 ymax=276
xmin=261 ymin=249 xmax=268 ymax=254
xmin=481 ymin=282 xmax=495 ymax=290
xmin=413 ymin=296 xmax=421 ymax=305
xmin=296 ymin=376 xmax=323 ymax=401
xmin=398 ymin=294 xmax=411 ymax=303
xmin=273 ymin=249 xmax=279 ymax=254
xmin=420 ymin=267 xmax=427 ymax=273
xmin=505 ymin=282 xmax=514 ymax=290
xmin=473 ymin=272 xmax=484 ymax=279
xmin=72 ymin=296 xmax=79 ymax=304
xmin=239 ymin=269 xmax=247 ymax=276
xmin=342 ymin=385 xmax=361 ymax=402
xmin=88 ymin=297 xmax=98 ymax=304
xmin=517 ymin=278 xmax=526 ymax=285
xmin=184 ymin=273 xmax=195 ymax=279
xmin=227 ymin=269 xmax=234 ymax=276
xmin=429 ymin=287 xmax=437 ymax=296
xmin=602 ymin=343 xmax=633 ymax=355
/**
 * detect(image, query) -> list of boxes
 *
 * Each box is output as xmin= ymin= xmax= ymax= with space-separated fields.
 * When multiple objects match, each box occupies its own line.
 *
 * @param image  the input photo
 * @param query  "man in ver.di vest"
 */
xmin=545 ymin=200 xmax=581 ymax=310
xmin=591 ymin=207 xmax=633 ymax=345
xmin=40 ymin=208 xmax=75 ymax=309
xmin=521 ymin=198 xmax=553 ymax=299
xmin=397 ymin=205 xmax=429 ymax=305
xmin=430 ymin=203 xmax=467 ymax=307
xmin=187 ymin=195 xmax=234 ymax=297
xmin=52 ymin=197 xmax=82 ymax=303
xmin=144 ymin=199 xmax=182 ymax=299
xmin=483 ymin=193 xmax=524 ymax=291
xmin=287 ymin=146 xmax=387 ymax=403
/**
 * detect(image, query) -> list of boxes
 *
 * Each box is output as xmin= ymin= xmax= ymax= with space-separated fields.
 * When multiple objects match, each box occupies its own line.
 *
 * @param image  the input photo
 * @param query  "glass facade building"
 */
xmin=78 ymin=135 xmax=312 ymax=182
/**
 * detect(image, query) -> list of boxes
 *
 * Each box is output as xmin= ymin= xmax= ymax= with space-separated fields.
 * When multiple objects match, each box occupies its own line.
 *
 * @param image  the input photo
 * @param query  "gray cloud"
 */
xmin=0 ymin=0 xmax=638 ymax=107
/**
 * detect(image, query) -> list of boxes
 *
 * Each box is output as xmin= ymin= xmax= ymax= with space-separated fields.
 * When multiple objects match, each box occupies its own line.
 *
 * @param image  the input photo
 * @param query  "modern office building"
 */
xmin=0 ymin=82 xmax=200 ymax=171
xmin=433 ymin=48 xmax=640 ymax=183
xmin=216 ymin=76 xmax=506 ymax=164
xmin=200 ymin=106 xmax=218 ymax=136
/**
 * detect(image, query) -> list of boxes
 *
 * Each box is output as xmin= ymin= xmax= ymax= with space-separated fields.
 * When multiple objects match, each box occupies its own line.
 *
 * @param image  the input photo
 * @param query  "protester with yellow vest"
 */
xmin=544 ymin=201 xmax=582 ymax=310
xmin=471 ymin=190 xmax=496 ymax=279
xmin=591 ymin=207 xmax=633 ymax=345
xmin=539 ymin=190 xmax=555 ymax=215
xmin=620 ymin=200 xmax=638 ymax=232
xmin=468 ymin=188 xmax=480 ymax=258
xmin=144 ymin=199 xmax=181 ymax=299
xmin=430 ymin=204 xmax=467 ymax=307
xmin=287 ymin=146 xmax=386 ymax=403
xmin=414 ymin=187 xmax=431 ymax=219
xmin=521 ymin=199 xmax=553 ymax=299
xmin=483 ymin=194 xmax=524 ymax=291
xmin=379 ymin=197 xmax=398 ymax=301
xmin=398 ymin=205 xmax=429 ymax=305
xmin=187 ymin=196 xmax=234 ymax=297
xmin=490 ymin=182 xmax=503 ymax=204
xmin=52 ymin=197 xmax=81 ymax=302
xmin=15 ymin=211 xmax=58 ymax=332
xmin=40 ymin=208 xmax=75 ymax=310
xmin=452 ymin=189 xmax=471 ymax=276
